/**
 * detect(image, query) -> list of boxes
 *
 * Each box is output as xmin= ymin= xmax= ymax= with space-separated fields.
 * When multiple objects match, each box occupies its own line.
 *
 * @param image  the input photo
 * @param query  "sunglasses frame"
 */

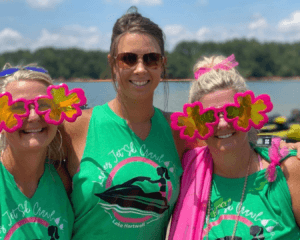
xmin=171 ymin=90 xmax=273 ymax=141
xmin=115 ymin=52 xmax=163 ymax=69
xmin=0 ymin=93 xmax=30 ymax=133
xmin=0 ymin=66 xmax=48 ymax=78
xmin=0 ymin=84 xmax=87 ymax=133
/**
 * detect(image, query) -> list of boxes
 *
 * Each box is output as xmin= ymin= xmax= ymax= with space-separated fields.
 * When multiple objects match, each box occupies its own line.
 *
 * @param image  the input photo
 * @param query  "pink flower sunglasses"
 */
xmin=0 ymin=83 xmax=87 ymax=133
xmin=171 ymin=91 xmax=273 ymax=141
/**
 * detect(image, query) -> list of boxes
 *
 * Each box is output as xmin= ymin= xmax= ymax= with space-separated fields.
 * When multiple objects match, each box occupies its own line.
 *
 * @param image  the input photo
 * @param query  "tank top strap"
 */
xmin=257 ymin=154 xmax=263 ymax=170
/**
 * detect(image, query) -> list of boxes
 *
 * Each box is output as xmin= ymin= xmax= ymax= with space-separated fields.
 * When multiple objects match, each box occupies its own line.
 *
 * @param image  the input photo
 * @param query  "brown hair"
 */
xmin=108 ymin=6 xmax=169 ymax=109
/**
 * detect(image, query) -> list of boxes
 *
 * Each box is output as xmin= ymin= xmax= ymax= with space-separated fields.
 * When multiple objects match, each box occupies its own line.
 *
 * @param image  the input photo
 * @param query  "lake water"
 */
xmin=61 ymin=80 xmax=300 ymax=118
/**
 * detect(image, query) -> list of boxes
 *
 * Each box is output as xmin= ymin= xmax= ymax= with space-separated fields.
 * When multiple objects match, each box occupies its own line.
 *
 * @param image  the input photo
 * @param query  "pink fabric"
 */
xmin=194 ymin=54 xmax=239 ymax=79
xmin=266 ymin=137 xmax=289 ymax=182
xmin=169 ymin=146 xmax=213 ymax=240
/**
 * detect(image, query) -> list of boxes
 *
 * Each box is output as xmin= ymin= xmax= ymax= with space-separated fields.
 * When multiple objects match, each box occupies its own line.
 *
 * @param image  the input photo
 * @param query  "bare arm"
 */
xmin=162 ymin=111 xmax=206 ymax=160
xmin=61 ymin=108 xmax=93 ymax=177
xmin=281 ymin=156 xmax=300 ymax=226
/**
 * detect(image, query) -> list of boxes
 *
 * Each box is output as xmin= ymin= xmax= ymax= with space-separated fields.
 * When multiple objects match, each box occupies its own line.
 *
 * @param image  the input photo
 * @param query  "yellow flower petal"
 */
xmin=0 ymin=95 xmax=20 ymax=129
xmin=251 ymin=99 xmax=267 ymax=125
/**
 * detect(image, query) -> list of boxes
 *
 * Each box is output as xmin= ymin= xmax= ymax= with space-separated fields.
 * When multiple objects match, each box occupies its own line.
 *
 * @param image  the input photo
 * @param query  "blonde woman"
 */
xmin=169 ymin=55 xmax=300 ymax=239
xmin=0 ymin=64 xmax=74 ymax=239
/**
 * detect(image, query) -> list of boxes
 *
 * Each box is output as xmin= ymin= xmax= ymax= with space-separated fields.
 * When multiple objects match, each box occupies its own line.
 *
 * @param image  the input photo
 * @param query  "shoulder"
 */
xmin=63 ymin=108 xmax=93 ymax=136
xmin=160 ymin=110 xmax=172 ymax=125
xmin=160 ymin=110 xmax=207 ymax=160
xmin=61 ymin=108 xmax=93 ymax=176
xmin=280 ymin=156 xmax=300 ymax=226
xmin=160 ymin=110 xmax=186 ymax=158
xmin=281 ymin=156 xmax=300 ymax=181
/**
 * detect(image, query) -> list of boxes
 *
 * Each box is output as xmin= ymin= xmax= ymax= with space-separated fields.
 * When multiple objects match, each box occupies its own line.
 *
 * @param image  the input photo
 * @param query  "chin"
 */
xmin=22 ymin=144 xmax=48 ymax=152
xmin=207 ymin=138 xmax=241 ymax=153
xmin=218 ymin=144 xmax=237 ymax=153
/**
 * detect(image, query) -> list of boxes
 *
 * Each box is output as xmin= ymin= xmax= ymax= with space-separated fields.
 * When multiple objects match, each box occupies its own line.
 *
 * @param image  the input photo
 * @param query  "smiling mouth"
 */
xmin=22 ymin=128 xmax=45 ymax=134
xmin=130 ymin=80 xmax=149 ymax=86
xmin=215 ymin=133 xmax=234 ymax=139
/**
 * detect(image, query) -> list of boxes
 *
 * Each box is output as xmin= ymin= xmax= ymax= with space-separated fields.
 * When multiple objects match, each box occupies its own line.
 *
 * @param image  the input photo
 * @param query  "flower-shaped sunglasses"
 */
xmin=0 ymin=83 xmax=87 ymax=133
xmin=171 ymin=90 xmax=273 ymax=141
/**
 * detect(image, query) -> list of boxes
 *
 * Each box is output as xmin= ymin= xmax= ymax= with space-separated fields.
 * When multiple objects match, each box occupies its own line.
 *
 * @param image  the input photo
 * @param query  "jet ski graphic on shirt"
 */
xmin=95 ymin=167 xmax=170 ymax=214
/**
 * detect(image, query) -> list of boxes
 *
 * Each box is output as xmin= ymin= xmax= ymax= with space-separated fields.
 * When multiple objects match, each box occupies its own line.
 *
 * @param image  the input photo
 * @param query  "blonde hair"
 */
xmin=189 ymin=55 xmax=247 ymax=103
xmin=189 ymin=55 xmax=258 ymax=143
xmin=0 ymin=63 xmax=65 ymax=162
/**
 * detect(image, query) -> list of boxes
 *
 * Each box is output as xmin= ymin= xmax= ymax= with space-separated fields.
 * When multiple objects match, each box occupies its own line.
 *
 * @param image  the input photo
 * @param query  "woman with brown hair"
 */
xmin=63 ymin=7 xmax=184 ymax=240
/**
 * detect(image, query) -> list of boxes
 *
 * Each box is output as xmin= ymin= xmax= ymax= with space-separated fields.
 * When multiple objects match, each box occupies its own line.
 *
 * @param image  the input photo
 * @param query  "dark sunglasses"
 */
xmin=115 ymin=52 xmax=163 ymax=69
xmin=0 ymin=66 xmax=48 ymax=77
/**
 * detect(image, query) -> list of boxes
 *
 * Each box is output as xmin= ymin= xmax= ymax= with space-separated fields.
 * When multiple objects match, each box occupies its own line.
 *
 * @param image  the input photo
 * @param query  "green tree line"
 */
xmin=1 ymin=39 xmax=300 ymax=80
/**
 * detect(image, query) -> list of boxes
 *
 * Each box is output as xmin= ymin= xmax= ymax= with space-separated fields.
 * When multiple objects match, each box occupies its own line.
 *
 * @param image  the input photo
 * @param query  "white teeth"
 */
xmin=24 ymin=129 xmax=42 ymax=133
xmin=131 ymin=81 xmax=148 ymax=86
xmin=217 ymin=133 xmax=233 ymax=139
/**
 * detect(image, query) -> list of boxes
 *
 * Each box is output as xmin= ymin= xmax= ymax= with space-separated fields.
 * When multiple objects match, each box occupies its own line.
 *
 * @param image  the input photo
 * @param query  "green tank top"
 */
xmin=0 ymin=161 xmax=74 ymax=240
xmin=203 ymin=148 xmax=300 ymax=239
xmin=71 ymin=103 xmax=183 ymax=240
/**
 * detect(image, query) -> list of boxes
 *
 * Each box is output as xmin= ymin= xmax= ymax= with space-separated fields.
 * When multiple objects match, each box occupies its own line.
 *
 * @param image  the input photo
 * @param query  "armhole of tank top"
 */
xmin=73 ymin=107 xmax=96 ymax=176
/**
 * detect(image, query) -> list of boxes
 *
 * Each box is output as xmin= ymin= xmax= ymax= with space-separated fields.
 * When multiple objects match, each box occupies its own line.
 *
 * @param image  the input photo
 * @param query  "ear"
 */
xmin=108 ymin=54 xmax=116 ymax=74
xmin=163 ymin=56 xmax=167 ymax=66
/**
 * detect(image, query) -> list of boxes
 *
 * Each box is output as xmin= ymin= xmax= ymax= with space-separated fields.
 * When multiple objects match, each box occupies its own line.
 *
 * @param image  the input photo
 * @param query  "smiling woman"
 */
xmin=62 ymin=6 xmax=183 ymax=240
xmin=169 ymin=54 xmax=300 ymax=240
xmin=0 ymin=63 xmax=74 ymax=240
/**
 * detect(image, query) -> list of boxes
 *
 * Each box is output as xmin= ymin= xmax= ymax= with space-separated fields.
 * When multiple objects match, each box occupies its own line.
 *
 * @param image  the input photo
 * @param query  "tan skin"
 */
xmin=201 ymin=88 xmax=300 ymax=227
xmin=63 ymin=33 xmax=188 ymax=178
xmin=62 ymin=32 xmax=300 ymax=179
xmin=0 ymin=80 xmax=70 ymax=197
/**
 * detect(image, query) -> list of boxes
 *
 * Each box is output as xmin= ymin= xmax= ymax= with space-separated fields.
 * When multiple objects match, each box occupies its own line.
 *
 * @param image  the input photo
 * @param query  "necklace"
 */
xmin=205 ymin=153 xmax=252 ymax=240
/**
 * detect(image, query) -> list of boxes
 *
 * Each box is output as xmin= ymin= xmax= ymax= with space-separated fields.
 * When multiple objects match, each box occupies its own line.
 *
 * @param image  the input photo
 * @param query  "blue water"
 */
xmin=61 ymin=80 xmax=300 ymax=118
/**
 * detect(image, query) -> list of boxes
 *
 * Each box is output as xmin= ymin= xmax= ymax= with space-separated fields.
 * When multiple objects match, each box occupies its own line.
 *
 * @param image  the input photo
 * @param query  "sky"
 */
xmin=0 ymin=0 xmax=300 ymax=54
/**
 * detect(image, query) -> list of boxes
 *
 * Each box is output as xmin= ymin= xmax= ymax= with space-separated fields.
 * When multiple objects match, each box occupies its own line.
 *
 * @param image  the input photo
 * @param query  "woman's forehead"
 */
xmin=117 ymin=33 xmax=161 ymax=54
xmin=200 ymin=89 xmax=236 ymax=108
xmin=5 ymin=80 xmax=48 ymax=99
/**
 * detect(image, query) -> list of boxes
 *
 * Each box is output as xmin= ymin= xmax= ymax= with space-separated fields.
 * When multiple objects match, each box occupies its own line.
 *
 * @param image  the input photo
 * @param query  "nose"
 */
xmin=217 ymin=115 xmax=230 ymax=129
xmin=27 ymin=107 xmax=40 ymax=122
xmin=133 ymin=58 xmax=147 ymax=74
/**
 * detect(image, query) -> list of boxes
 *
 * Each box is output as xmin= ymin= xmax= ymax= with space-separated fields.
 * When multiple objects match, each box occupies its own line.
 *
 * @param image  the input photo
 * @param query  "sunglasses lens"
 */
xmin=117 ymin=53 xmax=162 ymax=69
xmin=37 ymin=98 xmax=52 ymax=111
xmin=200 ymin=110 xmax=216 ymax=123
xmin=118 ymin=53 xmax=137 ymax=69
xmin=0 ymin=68 xmax=20 ymax=77
xmin=9 ymin=101 xmax=27 ymax=114
xmin=144 ymin=53 xmax=162 ymax=68
xmin=226 ymin=106 xmax=240 ymax=119
xmin=24 ymin=67 xmax=48 ymax=73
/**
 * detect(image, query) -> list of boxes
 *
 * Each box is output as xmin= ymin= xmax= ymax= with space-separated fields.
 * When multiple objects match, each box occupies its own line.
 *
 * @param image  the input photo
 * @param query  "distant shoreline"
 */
xmin=54 ymin=76 xmax=300 ymax=83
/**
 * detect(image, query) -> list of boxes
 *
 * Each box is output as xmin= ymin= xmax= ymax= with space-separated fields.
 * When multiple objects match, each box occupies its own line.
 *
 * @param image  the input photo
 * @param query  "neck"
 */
xmin=109 ymin=94 xmax=155 ymax=123
xmin=209 ymin=142 xmax=255 ymax=178
xmin=1 ymin=146 xmax=46 ymax=182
